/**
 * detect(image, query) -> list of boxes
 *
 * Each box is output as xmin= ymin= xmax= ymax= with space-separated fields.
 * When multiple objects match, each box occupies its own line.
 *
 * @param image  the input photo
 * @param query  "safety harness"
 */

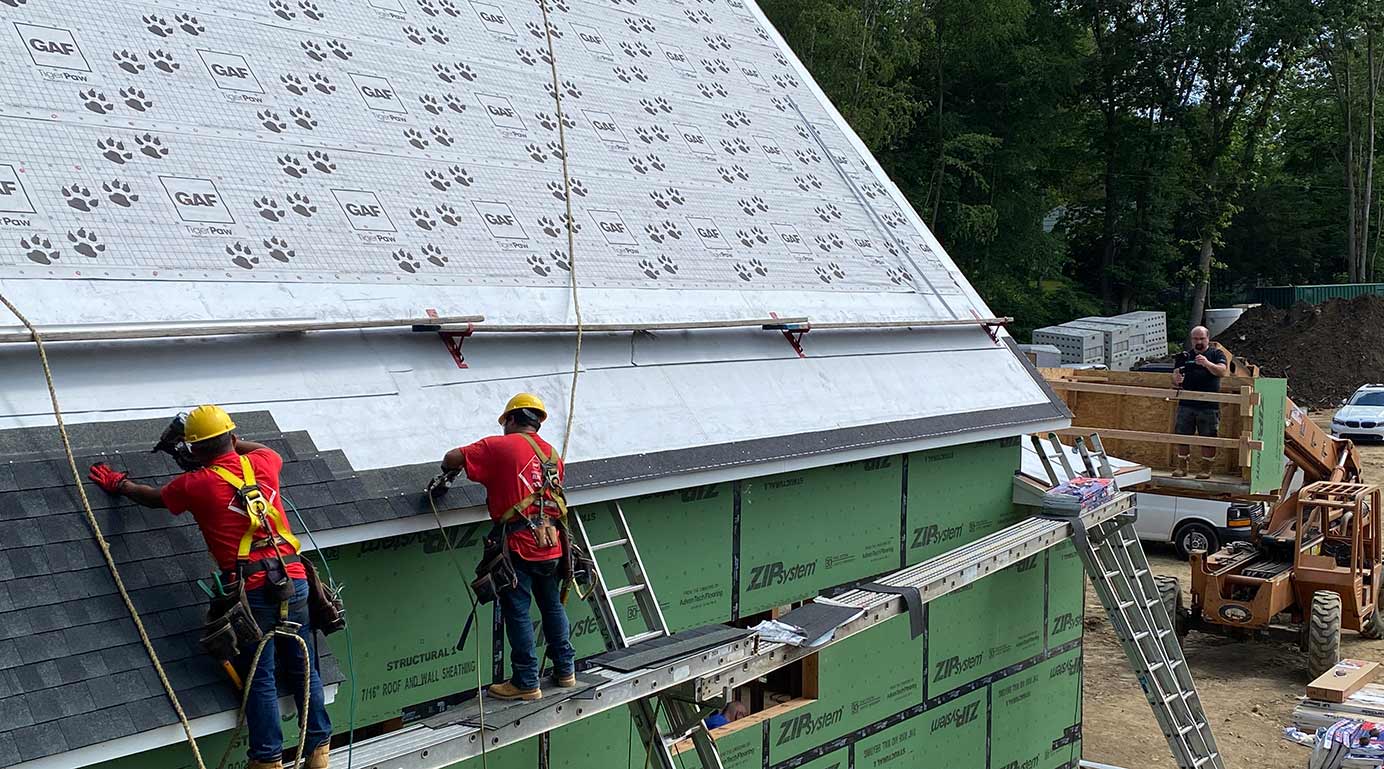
xmin=209 ymin=455 xmax=303 ymax=609
xmin=497 ymin=433 xmax=568 ymax=538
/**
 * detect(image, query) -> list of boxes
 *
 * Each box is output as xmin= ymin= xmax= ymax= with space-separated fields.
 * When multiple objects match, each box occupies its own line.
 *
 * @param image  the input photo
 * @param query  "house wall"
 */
xmin=82 ymin=437 xmax=1083 ymax=769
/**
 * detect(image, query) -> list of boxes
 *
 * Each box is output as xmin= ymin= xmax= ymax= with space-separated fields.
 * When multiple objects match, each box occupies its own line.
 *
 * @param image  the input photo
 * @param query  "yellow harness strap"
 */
xmin=209 ymin=455 xmax=302 ymax=558
xmin=498 ymin=433 xmax=569 ymax=525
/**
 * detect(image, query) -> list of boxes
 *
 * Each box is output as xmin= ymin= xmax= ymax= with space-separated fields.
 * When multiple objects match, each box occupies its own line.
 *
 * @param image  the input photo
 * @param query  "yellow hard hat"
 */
xmin=499 ymin=393 xmax=547 ymax=425
xmin=183 ymin=405 xmax=236 ymax=443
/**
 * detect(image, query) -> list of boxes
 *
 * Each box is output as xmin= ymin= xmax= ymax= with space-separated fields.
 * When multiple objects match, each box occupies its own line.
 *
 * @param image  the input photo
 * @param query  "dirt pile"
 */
xmin=1217 ymin=296 xmax=1384 ymax=407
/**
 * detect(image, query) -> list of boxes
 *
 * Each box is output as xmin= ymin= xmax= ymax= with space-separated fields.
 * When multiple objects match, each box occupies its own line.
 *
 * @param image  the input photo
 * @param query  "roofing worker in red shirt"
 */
xmin=435 ymin=393 xmax=576 ymax=701
xmin=87 ymin=405 xmax=332 ymax=769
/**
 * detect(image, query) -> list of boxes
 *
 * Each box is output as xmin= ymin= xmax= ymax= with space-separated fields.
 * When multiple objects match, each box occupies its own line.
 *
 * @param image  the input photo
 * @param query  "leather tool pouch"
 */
xmin=472 ymin=533 xmax=517 ymax=605
xmin=532 ymin=518 xmax=559 ymax=549
xmin=199 ymin=580 xmax=262 ymax=664
xmin=301 ymin=557 xmax=346 ymax=635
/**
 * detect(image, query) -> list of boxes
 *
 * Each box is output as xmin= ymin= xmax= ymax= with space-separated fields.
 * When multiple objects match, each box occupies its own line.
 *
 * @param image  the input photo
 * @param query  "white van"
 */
xmin=1134 ymin=493 xmax=1255 ymax=559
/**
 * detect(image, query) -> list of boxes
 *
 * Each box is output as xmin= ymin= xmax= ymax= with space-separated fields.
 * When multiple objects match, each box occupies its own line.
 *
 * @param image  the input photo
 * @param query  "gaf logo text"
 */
xmin=351 ymin=73 xmax=407 ymax=114
xmin=0 ymin=165 xmax=37 ymax=215
xmin=473 ymin=201 xmax=528 ymax=240
xmin=332 ymin=189 xmax=396 ymax=232
xmin=471 ymin=2 xmax=515 ymax=36
xmin=198 ymin=50 xmax=263 ymax=94
xmin=588 ymin=209 xmax=637 ymax=245
xmin=584 ymin=110 xmax=627 ymax=144
xmin=476 ymin=94 xmax=525 ymax=131
xmin=15 ymin=23 xmax=91 ymax=75
xmin=161 ymin=176 xmax=236 ymax=224
xmin=687 ymin=216 xmax=729 ymax=250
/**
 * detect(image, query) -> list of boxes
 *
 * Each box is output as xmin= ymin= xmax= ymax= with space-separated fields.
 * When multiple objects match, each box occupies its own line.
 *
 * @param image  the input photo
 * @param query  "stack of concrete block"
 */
xmin=1031 ymin=326 xmax=1105 ymax=366
xmin=1109 ymin=311 xmax=1168 ymax=360
xmin=1061 ymin=318 xmax=1137 ymax=371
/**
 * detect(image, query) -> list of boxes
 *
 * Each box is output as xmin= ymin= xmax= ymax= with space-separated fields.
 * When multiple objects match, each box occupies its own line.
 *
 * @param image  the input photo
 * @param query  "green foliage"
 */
xmin=763 ymin=0 xmax=1384 ymax=333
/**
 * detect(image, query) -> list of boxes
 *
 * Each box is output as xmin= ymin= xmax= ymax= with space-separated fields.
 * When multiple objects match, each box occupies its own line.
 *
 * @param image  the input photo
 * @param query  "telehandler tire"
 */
xmin=1308 ymin=591 xmax=1342 ymax=678
xmin=1361 ymin=608 xmax=1384 ymax=640
xmin=1154 ymin=575 xmax=1186 ymax=636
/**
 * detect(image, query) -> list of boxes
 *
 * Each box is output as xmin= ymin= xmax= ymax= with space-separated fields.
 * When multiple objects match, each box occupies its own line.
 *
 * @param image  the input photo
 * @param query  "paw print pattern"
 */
xmin=271 ymin=0 xmax=296 ymax=20
xmin=772 ymin=97 xmax=789 ymax=113
xmin=404 ymin=25 xmax=426 ymax=45
xmin=282 ymin=74 xmax=306 ymax=95
xmin=649 ymin=189 xmax=668 ymax=209
xmin=392 ymin=249 xmax=421 ymax=273
xmin=569 ymin=179 xmax=588 ymax=197
xmin=882 ymin=211 xmax=906 ymax=228
xmin=113 ymin=50 xmax=144 ymax=74
xmin=175 ymin=13 xmax=204 ymax=35
xmin=82 ymin=90 xmax=114 ymax=114
xmin=733 ymin=263 xmax=753 ymax=282
xmin=549 ymin=249 xmax=571 ymax=272
xmin=291 ymin=107 xmax=317 ymax=130
xmin=149 ymin=49 xmax=179 ymax=73
xmin=449 ymin=166 xmax=473 ymax=186
xmin=538 ymin=216 xmax=561 ymax=238
xmin=288 ymin=192 xmax=316 ymax=217
xmin=749 ymin=258 xmax=767 ymax=276
xmin=308 ymin=151 xmax=334 ymax=173
xmin=815 ymin=266 xmax=834 ymax=284
xmin=62 ymin=184 xmax=99 ymax=212
xmin=309 ymin=73 xmax=335 ymax=94
xmin=417 ymin=0 xmax=437 ymax=15
xmin=719 ymin=139 xmax=740 ymax=156
xmin=886 ymin=267 xmax=912 ymax=285
xmin=629 ymin=156 xmax=648 ymax=174
xmin=425 ymin=169 xmax=451 ymax=191
xmin=423 ymin=243 xmax=447 ymax=267
xmin=433 ymin=63 xmax=455 ymax=83
xmin=661 ymin=220 xmax=683 ymax=240
xmin=516 ymin=48 xmax=537 ymax=66
xmin=302 ymin=40 xmax=326 ymax=61
xmin=638 ymin=258 xmax=660 ymax=279
xmin=102 ymin=179 xmax=139 ymax=207
xmin=546 ymin=181 xmax=567 ymax=201
xmin=135 ymin=133 xmax=168 ymax=159
xmin=264 ymin=236 xmax=295 ymax=262
xmin=827 ymin=232 xmax=845 ymax=249
xmin=717 ymin=166 xmax=737 ymax=183
xmin=279 ymin=155 xmax=307 ymax=178
xmin=327 ymin=40 xmax=352 ymax=60
xmin=121 ymin=86 xmax=154 ymax=116
xmin=545 ymin=141 xmax=566 ymax=160
xmin=254 ymin=196 xmax=285 ymax=222
xmin=430 ymin=126 xmax=453 ymax=146
xmin=750 ymin=227 xmax=769 ymax=244
xmin=20 ymin=235 xmax=59 ymax=265
xmin=614 ymin=67 xmax=632 ymax=83
xmin=419 ymin=94 xmax=442 ymax=114
xmin=228 ymin=241 xmax=258 ymax=270
xmin=455 ymin=62 xmax=476 ymax=81
xmin=300 ymin=0 xmax=324 ymax=20
xmin=738 ymin=197 xmax=768 ymax=215
xmin=644 ymin=223 xmax=665 ymax=243
xmin=658 ymin=254 xmax=678 ymax=274
xmin=560 ymin=214 xmax=581 ymax=234
xmin=736 ymin=230 xmax=757 ymax=248
xmin=815 ymin=204 xmax=842 ymax=222
xmin=704 ymin=34 xmax=731 ymax=51
xmin=67 ymin=228 xmax=105 ymax=258
xmin=794 ymin=174 xmax=823 ymax=191
xmin=526 ymin=144 xmax=548 ymax=162
xmin=411 ymin=207 xmax=437 ymax=230
xmin=527 ymin=254 xmax=551 ymax=276
xmin=829 ymin=262 xmax=846 ymax=279
xmin=435 ymin=203 xmax=461 ymax=226
xmin=144 ymin=15 xmax=174 ymax=37
xmin=813 ymin=235 xmax=834 ymax=253
xmin=444 ymin=93 xmax=466 ymax=114
xmin=259 ymin=110 xmax=287 ymax=132
xmin=98 ymin=137 xmax=132 ymax=164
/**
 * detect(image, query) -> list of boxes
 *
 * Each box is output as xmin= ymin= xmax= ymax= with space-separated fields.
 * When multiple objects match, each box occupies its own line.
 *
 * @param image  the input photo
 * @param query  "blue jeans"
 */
xmin=241 ymin=578 xmax=332 ymax=761
xmin=499 ymin=558 xmax=575 ymax=690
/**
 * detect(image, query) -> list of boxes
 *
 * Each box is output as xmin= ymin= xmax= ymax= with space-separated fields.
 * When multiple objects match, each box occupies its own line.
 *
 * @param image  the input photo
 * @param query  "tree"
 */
xmin=1183 ymin=0 xmax=1313 ymax=328
xmin=1313 ymin=0 xmax=1383 ymax=282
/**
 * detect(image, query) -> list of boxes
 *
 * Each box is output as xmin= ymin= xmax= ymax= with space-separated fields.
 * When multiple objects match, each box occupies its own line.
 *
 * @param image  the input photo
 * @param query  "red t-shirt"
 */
xmin=161 ymin=448 xmax=307 ymax=590
xmin=459 ymin=432 xmax=565 ymax=562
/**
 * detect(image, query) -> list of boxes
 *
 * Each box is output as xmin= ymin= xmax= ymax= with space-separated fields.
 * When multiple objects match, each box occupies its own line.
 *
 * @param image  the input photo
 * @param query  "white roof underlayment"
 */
xmin=0 ymin=0 xmax=1068 ymax=510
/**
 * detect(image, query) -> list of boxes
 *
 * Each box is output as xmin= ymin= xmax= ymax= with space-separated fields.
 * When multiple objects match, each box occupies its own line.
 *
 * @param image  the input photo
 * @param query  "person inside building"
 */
xmin=87 ymin=405 xmax=332 ymax=769
xmin=435 ymin=393 xmax=576 ymax=701
xmin=1171 ymin=326 xmax=1230 ymax=480
xmin=705 ymin=700 xmax=750 ymax=730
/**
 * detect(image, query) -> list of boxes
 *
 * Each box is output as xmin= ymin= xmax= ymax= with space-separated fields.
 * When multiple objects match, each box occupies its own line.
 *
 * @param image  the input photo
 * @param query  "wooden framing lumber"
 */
xmin=1052 ymin=427 xmax=1262 ymax=451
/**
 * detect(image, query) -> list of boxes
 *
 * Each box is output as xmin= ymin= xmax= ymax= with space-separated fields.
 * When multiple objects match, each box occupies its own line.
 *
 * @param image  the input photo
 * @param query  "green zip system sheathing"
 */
xmin=81 ymin=437 xmax=1085 ymax=769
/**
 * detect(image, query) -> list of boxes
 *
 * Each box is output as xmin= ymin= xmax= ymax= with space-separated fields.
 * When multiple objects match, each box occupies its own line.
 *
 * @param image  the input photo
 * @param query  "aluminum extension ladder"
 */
xmin=1034 ymin=434 xmax=1224 ymax=769
xmin=572 ymin=502 xmax=726 ymax=769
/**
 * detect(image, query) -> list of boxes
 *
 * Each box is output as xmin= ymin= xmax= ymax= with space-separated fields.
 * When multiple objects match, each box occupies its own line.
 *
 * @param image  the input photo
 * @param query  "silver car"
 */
xmin=1332 ymin=385 xmax=1384 ymax=441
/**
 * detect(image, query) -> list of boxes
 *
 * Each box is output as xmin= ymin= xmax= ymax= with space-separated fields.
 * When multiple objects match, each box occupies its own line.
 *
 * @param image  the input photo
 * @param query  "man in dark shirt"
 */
xmin=1171 ymin=326 xmax=1230 ymax=479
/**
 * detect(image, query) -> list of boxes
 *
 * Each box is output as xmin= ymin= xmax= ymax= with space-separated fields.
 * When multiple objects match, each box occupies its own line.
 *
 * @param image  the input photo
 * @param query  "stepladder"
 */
xmin=571 ymin=501 xmax=726 ymax=769
xmin=1034 ymin=433 xmax=1224 ymax=769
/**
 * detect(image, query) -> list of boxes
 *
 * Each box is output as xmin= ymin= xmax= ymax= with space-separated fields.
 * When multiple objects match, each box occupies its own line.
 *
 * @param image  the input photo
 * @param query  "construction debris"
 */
xmin=1218 ymin=297 xmax=1384 ymax=407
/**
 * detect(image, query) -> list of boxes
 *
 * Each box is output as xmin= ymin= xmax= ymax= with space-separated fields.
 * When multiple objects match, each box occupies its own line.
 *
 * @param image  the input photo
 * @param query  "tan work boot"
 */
xmin=247 ymin=761 xmax=282 ymax=769
xmin=1196 ymin=452 xmax=1216 ymax=480
xmin=304 ymin=743 xmax=331 ymax=769
xmin=554 ymin=672 xmax=577 ymax=688
xmin=1172 ymin=454 xmax=1189 ymax=478
xmin=489 ymin=681 xmax=542 ymax=701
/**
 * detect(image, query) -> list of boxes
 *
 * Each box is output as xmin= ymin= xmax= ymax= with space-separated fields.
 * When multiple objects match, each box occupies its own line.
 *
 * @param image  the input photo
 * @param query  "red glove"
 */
xmin=88 ymin=463 xmax=129 ymax=494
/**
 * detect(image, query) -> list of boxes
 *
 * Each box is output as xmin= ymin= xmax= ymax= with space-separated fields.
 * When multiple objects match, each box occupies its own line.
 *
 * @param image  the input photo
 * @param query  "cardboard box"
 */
xmin=1307 ymin=659 xmax=1380 ymax=703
